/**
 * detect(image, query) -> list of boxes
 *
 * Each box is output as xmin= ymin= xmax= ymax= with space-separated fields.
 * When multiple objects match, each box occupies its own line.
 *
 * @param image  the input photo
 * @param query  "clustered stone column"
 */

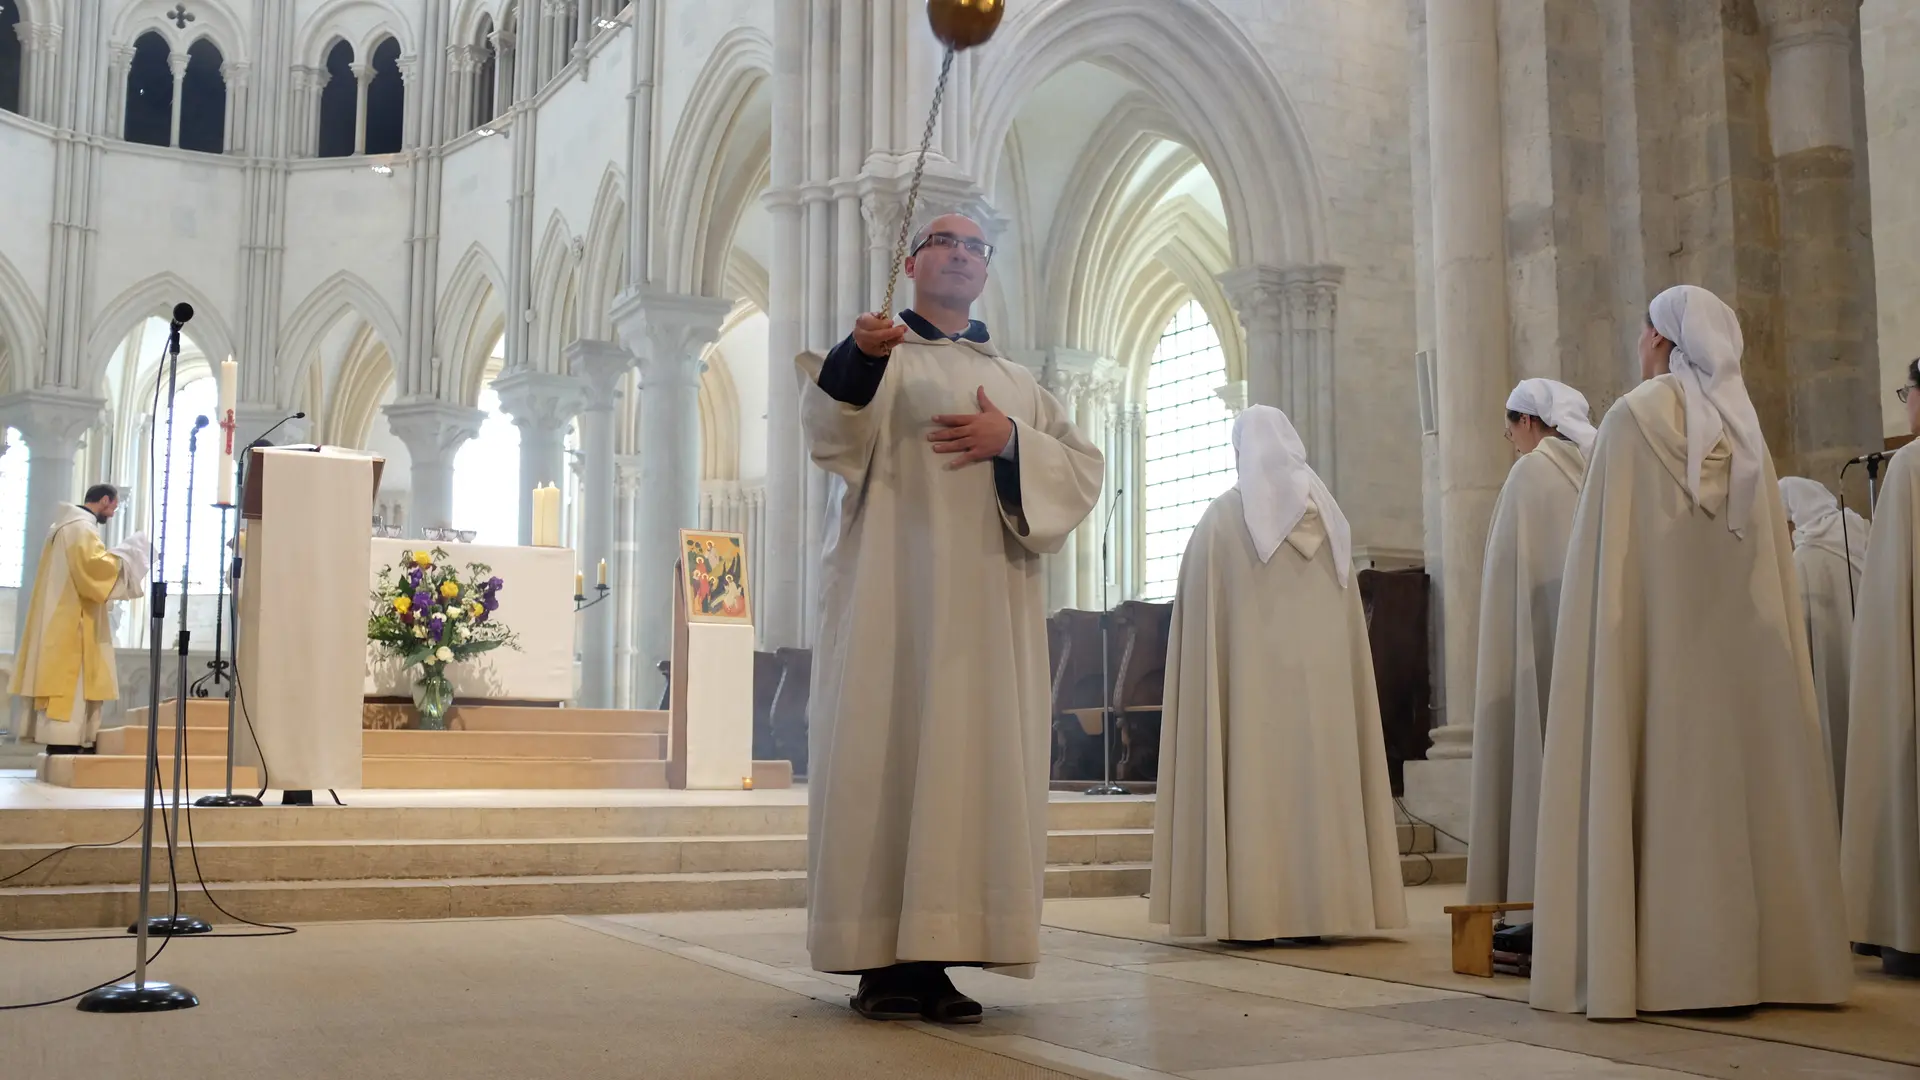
xmin=612 ymin=290 xmax=731 ymax=707
xmin=220 ymin=61 xmax=252 ymax=154
xmin=0 ymin=391 xmax=106 ymax=650
xmin=351 ymin=61 xmax=373 ymax=155
xmin=167 ymin=50 xmax=190 ymax=148
xmin=614 ymin=455 xmax=642 ymax=707
xmin=566 ymin=339 xmax=631 ymax=710
xmin=1218 ymin=264 xmax=1343 ymax=483
xmin=21 ymin=20 xmax=65 ymax=123
xmin=492 ymin=370 xmax=584 ymax=546
xmin=105 ymin=44 xmax=137 ymax=137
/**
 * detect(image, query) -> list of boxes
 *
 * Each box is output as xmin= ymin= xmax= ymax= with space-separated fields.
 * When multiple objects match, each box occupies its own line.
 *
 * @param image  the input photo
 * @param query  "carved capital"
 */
xmin=395 ymin=55 xmax=418 ymax=83
xmin=220 ymin=60 xmax=251 ymax=87
xmin=563 ymin=339 xmax=635 ymax=406
xmin=111 ymin=42 xmax=138 ymax=67
xmin=382 ymin=398 xmax=487 ymax=468
xmin=492 ymin=369 xmax=584 ymax=434
xmin=0 ymin=391 xmax=106 ymax=459
xmin=25 ymin=22 xmax=63 ymax=53
xmin=168 ymin=52 xmax=192 ymax=79
xmin=350 ymin=61 xmax=373 ymax=84
xmin=610 ymin=289 xmax=732 ymax=390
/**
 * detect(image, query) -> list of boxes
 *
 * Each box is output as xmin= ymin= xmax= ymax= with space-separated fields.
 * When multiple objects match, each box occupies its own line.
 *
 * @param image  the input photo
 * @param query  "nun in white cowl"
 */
xmin=1466 ymin=378 xmax=1593 ymax=911
xmin=1530 ymin=284 xmax=1851 ymax=1019
xmin=1777 ymin=475 xmax=1867 ymax=812
xmin=1148 ymin=405 xmax=1407 ymax=945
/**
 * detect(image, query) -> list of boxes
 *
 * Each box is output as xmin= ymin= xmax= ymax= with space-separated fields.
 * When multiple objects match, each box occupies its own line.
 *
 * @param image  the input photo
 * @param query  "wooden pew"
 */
xmin=769 ymin=647 xmax=813 ymax=779
xmin=1048 ymin=609 xmax=1110 ymax=781
xmin=1356 ymin=568 xmax=1433 ymax=795
xmin=1108 ymin=600 xmax=1170 ymax=782
xmin=750 ymin=650 xmax=784 ymax=762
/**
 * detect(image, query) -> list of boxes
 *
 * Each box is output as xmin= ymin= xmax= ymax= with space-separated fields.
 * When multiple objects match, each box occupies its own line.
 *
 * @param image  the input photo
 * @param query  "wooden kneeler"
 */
xmin=1443 ymin=902 xmax=1532 ymax=977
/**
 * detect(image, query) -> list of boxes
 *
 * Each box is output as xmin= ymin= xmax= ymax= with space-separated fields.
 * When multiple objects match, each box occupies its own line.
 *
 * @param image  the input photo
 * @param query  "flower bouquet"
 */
xmin=367 ymin=548 xmax=519 ymax=729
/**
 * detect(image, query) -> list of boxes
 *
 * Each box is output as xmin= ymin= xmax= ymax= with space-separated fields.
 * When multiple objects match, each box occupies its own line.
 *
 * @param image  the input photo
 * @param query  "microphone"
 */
xmin=170 ymin=302 xmax=195 ymax=330
xmin=1845 ymin=450 xmax=1889 ymax=467
xmin=247 ymin=411 xmax=307 ymax=451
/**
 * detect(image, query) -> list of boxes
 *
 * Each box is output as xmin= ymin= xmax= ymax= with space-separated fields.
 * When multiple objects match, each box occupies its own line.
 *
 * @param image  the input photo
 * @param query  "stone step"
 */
xmin=0 ymin=742 xmax=44 ymax=769
xmin=0 ymin=829 xmax=1159 ymax=887
xmin=94 ymin=727 xmax=674 ymax=761
xmin=41 ymin=752 xmax=259 ymax=792
xmin=95 ymin=725 xmax=235 ymax=756
xmin=448 ymin=706 xmax=669 ymax=735
xmin=359 ymin=756 xmax=670 ymax=789
xmin=122 ymin=699 xmax=233 ymax=730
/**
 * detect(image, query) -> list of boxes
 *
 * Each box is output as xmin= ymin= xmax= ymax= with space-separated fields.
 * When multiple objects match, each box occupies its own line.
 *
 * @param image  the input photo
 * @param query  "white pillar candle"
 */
xmin=216 ymin=357 xmax=238 ymax=506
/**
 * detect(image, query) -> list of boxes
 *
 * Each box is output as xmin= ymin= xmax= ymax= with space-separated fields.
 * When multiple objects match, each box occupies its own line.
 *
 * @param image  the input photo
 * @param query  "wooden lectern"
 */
xmin=235 ymin=447 xmax=382 ymax=791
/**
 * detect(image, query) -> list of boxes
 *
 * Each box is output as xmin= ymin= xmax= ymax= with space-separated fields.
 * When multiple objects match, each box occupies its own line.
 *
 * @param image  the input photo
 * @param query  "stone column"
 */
xmin=492 ymin=370 xmax=583 ymax=546
xmin=286 ymin=66 xmax=312 ymax=157
xmin=0 ymin=392 xmax=106 ymax=651
xmin=168 ymin=51 xmax=190 ymax=147
xmin=1423 ymin=0 xmax=1511 ymax=758
xmin=612 ymin=290 xmax=731 ymax=706
xmin=492 ymin=31 xmax=515 ymax=111
xmin=382 ymin=399 xmax=485 ymax=536
xmin=106 ymin=43 xmax=136 ymax=137
xmin=23 ymin=21 xmax=65 ymax=123
xmin=1762 ymin=0 xmax=1879 ymax=481
xmin=396 ymin=55 xmax=419 ymax=149
xmin=221 ymin=61 xmax=251 ymax=154
xmin=352 ymin=62 xmax=373 ymax=155
xmin=564 ymin=340 xmax=628 ymax=709
xmin=1042 ymin=367 xmax=1081 ymax=613
xmin=614 ymin=455 xmax=642 ymax=707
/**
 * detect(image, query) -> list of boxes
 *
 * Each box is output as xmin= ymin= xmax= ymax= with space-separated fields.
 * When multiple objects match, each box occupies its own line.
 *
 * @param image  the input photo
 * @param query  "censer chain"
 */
xmin=880 ymin=46 xmax=957 ymax=322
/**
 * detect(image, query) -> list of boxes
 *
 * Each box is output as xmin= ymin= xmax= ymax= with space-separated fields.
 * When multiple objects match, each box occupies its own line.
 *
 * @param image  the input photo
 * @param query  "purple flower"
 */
xmin=413 ymin=589 xmax=433 ymax=610
xmin=429 ymin=614 xmax=445 ymax=641
xmin=410 ymin=568 xmax=423 ymax=588
xmin=485 ymin=576 xmax=503 ymax=593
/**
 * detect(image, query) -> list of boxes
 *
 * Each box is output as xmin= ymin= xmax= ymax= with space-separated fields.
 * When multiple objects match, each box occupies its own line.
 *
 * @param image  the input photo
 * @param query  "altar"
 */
xmin=364 ymin=538 xmax=577 ymax=702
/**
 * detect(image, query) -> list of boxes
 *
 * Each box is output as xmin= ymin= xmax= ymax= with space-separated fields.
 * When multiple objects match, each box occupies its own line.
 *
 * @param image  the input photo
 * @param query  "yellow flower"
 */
xmin=439 ymin=581 xmax=460 ymax=599
xmin=413 ymin=550 xmax=433 ymax=567
xmin=392 ymin=596 xmax=411 ymax=613
xmin=470 ymin=602 xmax=484 ymax=619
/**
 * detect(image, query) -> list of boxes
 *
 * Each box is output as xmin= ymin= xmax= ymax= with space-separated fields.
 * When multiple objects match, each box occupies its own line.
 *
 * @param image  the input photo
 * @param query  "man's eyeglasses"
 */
xmin=1898 ymin=385 xmax=1916 ymax=404
xmin=912 ymin=231 xmax=994 ymax=262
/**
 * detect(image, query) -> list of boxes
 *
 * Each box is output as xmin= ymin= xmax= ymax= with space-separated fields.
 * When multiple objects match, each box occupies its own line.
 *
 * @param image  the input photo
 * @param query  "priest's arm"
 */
xmin=992 ymin=374 xmax=1104 ymax=555
xmin=796 ymin=337 xmax=891 ymax=482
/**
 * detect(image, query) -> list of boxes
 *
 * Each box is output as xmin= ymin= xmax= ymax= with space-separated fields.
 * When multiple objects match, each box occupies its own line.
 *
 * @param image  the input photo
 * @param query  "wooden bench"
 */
xmin=1443 ymin=902 xmax=1533 ymax=977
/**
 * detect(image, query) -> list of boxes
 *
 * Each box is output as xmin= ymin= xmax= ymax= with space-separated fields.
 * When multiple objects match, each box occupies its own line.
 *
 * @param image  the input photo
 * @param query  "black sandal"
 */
xmin=849 ymin=978 xmax=919 ymax=1021
xmin=917 ymin=970 xmax=983 ymax=1025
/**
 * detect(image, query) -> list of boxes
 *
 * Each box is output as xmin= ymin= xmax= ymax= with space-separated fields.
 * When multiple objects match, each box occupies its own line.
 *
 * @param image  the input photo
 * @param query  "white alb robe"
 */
xmin=799 ymin=332 xmax=1103 ymax=976
xmin=1466 ymin=437 xmax=1585 ymax=906
xmin=1841 ymin=442 xmax=1920 ymax=955
xmin=1530 ymin=374 xmax=1851 ymax=1017
xmin=1149 ymin=492 xmax=1407 ymax=941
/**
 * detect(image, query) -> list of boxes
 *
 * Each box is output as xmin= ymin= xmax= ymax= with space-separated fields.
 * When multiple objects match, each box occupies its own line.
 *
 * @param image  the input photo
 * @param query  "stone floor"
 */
xmin=586 ymin=898 xmax=1920 ymax=1079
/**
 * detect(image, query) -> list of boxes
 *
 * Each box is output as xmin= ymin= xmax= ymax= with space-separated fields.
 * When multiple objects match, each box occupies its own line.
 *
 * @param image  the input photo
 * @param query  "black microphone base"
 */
xmin=193 ymin=793 xmax=264 ymax=808
xmin=77 ymin=981 xmax=199 ymax=1013
xmin=1083 ymin=783 xmax=1129 ymax=796
xmin=130 ymin=915 xmax=213 ymax=936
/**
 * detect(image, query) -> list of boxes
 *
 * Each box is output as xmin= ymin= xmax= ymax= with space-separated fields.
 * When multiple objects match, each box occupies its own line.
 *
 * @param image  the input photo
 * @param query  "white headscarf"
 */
xmin=1777 ymin=476 xmax=1868 ymax=574
xmin=1231 ymin=405 xmax=1353 ymax=587
xmin=1648 ymin=284 xmax=1766 ymax=537
xmin=1505 ymin=378 xmax=1597 ymax=455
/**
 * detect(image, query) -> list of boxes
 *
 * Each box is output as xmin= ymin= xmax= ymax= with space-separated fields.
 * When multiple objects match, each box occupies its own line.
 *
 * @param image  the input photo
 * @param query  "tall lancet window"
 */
xmin=123 ymin=31 xmax=174 ymax=146
xmin=1141 ymin=299 xmax=1235 ymax=602
xmin=178 ymin=38 xmax=226 ymax=153
xmin=473 ymin=15 xmax=496 ymax=127
xmin=0 ymin=1 xmax=23 ymax=115
xmin=364 ymin=36 xmax=403 ymax=154
xmin=316 ymin=39 xmax=356 ymax=157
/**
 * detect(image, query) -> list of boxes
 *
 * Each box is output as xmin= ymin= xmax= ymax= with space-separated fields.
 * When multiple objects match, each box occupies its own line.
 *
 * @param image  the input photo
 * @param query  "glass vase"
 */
xmin=412 ymin=670 xmax=453 ymax=731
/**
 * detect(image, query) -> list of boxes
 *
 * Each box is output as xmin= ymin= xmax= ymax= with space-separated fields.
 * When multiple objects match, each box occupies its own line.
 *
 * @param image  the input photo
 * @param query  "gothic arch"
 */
xmin=85 ymin=272 xmax=236 ymax=396
xmin=293 ymin=0 xmax=417 ymax=68
xmin=1109 ymin=200 xmax=1241 ymax=402
xmin=324 ymin=322 xmax=397 ymax=447
xmin=0 ymin=253 xmax=44 ymax=393
xmin=655 ymin=27 xmax=773 ymax=298
xmin=437 ymin=243 xmax=507 ymax=404
xmin=579 ymin=166 xmax=628 ymax=341
xmin=972 ymin=0 xmax=1328 ymax=268
xmin=276 ymin=270 xmax=407 ymax=404
xmin=529 ymin=212 xmax=580 ymax=374
xmin=110 ymin=0 xmax=249 ymax=64
xmin=695 ymin=299 xmax=756 ymax=482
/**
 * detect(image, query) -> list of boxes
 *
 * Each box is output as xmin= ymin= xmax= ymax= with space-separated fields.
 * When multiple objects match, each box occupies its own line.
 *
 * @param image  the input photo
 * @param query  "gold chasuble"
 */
xmin=799 ymin=326 xmax=1102 ymax=977
xmin=11 ymin=503 xmax=147 ymax=746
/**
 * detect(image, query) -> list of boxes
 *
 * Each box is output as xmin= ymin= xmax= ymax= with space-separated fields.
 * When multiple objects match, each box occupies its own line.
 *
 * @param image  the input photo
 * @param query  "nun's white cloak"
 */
xmin=1465 ymin=436 xmax=1585 ymax=906
xmin=1779 ymin=476 xmax=1867 ymax=808
xmin=1841 ymin=442 xmax=1920 ymax=956
xmin=1149 ymin=407 xmax=1406 ymax=942
xmin=1529 ymin=373 xmax=1850 ymax=1017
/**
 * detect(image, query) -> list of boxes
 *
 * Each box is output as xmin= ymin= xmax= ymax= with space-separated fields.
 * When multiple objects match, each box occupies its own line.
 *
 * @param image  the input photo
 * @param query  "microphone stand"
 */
xmin=79 ymin=313 xmax=199 ymax=1014
xmin=1086 ymin=487 xmax=1126 ymax=797
xmin=1839 ymin=459 xmax=1863 ymax=618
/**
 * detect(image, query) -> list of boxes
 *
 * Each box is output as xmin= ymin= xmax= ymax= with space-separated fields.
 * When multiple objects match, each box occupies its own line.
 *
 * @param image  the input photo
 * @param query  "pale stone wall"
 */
xmin=1210 ymin=0 xmax=1423 ymax=552
xmin=1863 ymin=0 xmax=1920 ymax=436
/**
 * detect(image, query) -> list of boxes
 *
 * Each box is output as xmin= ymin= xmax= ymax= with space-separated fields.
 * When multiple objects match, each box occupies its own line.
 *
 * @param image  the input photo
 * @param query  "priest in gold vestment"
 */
xmin=800 ymin=214 xmax=1104 ymax=1023
xmin=1530 ymin=285 xmax=1851 ymax=1018
xmin=10 ymin=485 xmax=150 ymax=751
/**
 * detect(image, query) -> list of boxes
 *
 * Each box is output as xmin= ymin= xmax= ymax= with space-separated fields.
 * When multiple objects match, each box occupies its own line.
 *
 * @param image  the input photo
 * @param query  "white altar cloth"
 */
xmin=365 ymin=539 xmax=577 ymax=702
